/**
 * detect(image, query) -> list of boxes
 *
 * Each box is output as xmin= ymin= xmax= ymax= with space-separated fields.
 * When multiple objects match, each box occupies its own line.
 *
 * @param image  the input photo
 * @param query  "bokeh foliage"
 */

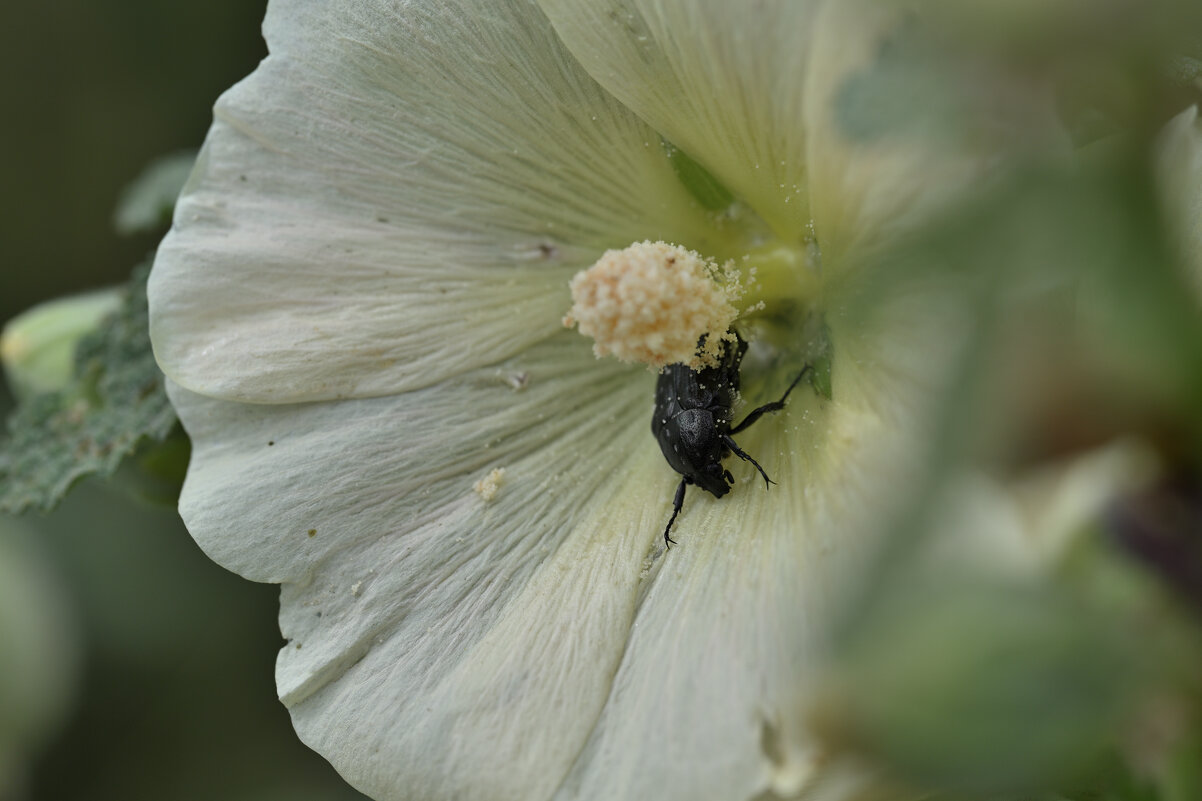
xmin=814 ymin=2 xmax=1202 ymax=798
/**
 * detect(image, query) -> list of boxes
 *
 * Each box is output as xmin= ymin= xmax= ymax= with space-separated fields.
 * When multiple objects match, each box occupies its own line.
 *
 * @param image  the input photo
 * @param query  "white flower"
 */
xmin=148 ymin=2 xmax=1065 ymax=799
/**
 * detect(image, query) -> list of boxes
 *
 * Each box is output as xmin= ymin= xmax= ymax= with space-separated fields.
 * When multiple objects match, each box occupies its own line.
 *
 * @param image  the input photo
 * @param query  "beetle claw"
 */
xmin=661 ymin=477 xmax=689 ymax=548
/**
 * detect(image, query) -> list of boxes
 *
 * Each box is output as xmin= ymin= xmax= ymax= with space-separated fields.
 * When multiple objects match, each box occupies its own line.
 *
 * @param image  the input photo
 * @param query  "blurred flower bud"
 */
xmin=1 ymin=289 xmax=121 ymax=400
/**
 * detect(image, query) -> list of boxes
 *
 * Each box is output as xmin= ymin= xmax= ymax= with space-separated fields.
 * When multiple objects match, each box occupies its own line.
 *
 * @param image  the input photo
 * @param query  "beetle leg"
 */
xmin=729 ymin=364 xmax=812 ymax=434
xmin=663 ymin=477 xmax=689 ymax=548
xmin=722 ymin=435 xmax=774 ymax=489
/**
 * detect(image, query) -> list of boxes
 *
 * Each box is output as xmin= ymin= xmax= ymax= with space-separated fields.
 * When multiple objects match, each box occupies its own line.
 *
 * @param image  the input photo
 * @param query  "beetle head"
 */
xmin=694 ymin=461 xmax=733 ymax=498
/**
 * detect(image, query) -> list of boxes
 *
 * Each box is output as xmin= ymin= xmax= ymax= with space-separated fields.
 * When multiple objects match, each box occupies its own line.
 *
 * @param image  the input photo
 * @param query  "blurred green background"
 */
xmin=0 ymin=1 xmax=262 ymax=332
xmin=0 ymin=2 xmax=365 ymax=798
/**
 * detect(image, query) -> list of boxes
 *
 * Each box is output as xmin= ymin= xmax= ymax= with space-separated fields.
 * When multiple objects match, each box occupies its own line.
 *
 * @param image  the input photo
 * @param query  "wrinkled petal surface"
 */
xmin=172 ymin=335 xmax=660 ymax=800
xmin=151 ymin=0 xmax=718 ymax=404
xmin=172 ymin=288 xmax=959 ymax=800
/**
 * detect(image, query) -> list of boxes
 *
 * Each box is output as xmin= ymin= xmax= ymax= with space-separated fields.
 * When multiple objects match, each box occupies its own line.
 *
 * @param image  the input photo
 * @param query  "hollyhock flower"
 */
xmin=148 ymin=1 xmax=1080 ymax=799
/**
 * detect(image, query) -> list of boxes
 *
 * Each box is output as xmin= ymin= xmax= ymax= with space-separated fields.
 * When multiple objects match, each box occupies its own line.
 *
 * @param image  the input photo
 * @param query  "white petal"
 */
xmin=536 ymin=0 xmax=821 ymax=241
xmin=150 ymin=0 xmax=718 ymax=403
xmin=171 ymin=334 xmax=671 ymax=800
xmin=172 ymin=294 xmax=956 ymax=801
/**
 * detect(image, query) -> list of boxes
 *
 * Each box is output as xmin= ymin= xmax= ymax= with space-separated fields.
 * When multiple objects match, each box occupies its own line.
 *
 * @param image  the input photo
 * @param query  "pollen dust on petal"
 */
xmin=563 ymin=241 xmax=740 ymax=370
xmin=473 ymin=467 xmax=506 ymax=501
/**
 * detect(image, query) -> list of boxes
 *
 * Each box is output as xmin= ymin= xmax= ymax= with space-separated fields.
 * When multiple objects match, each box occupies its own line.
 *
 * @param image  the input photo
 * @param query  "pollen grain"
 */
xmin=473 ymin=467 xmax=506 ymax=501
xmin=563 ymin=241 xmax=739 ymax=370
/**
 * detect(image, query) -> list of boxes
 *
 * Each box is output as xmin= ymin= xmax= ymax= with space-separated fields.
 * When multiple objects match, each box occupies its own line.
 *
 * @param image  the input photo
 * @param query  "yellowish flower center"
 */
xmin=563 ymin=241 xmax=742 ymax=370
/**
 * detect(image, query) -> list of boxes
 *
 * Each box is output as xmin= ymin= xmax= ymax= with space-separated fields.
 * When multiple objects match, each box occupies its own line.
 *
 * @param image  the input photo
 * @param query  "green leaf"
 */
xmin=661 ymin=139 xmax=735 ymax=212
xmin=807 ymin=318 xmax=834 ymax=400
xmin=1161 ymin=728 xmax=1202 ymax=801
xmin=112 ymin=150 xmax=195 ymax=235
xmin=818 ymin=578 xmax=1145 ymax=796
xmin=0 ymin=261 xmax=179 ymax=514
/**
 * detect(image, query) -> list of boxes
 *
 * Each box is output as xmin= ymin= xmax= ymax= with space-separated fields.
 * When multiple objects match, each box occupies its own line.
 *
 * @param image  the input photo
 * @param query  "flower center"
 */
xmin=564 ymin=239 xmax=817 ymax=371
xmin=563 ymin=241 xmax=742 ymax=370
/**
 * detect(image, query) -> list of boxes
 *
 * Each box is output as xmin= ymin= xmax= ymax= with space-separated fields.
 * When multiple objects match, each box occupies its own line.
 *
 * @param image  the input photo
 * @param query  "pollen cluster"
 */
xmin=563 ymin=241 xmax=739 ymax=370
xmin=473 ymin=467 xmax=506 ymax=501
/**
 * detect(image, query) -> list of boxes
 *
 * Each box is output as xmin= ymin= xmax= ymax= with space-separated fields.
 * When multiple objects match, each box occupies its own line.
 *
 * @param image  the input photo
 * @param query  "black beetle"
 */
xmin=651 ymin=331 xmax=811 ymax=547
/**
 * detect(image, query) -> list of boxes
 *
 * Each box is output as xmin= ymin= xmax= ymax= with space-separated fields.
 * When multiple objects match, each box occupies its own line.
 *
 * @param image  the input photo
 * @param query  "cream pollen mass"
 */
xmin=563 ymin=240 xmax=741 ymax=370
